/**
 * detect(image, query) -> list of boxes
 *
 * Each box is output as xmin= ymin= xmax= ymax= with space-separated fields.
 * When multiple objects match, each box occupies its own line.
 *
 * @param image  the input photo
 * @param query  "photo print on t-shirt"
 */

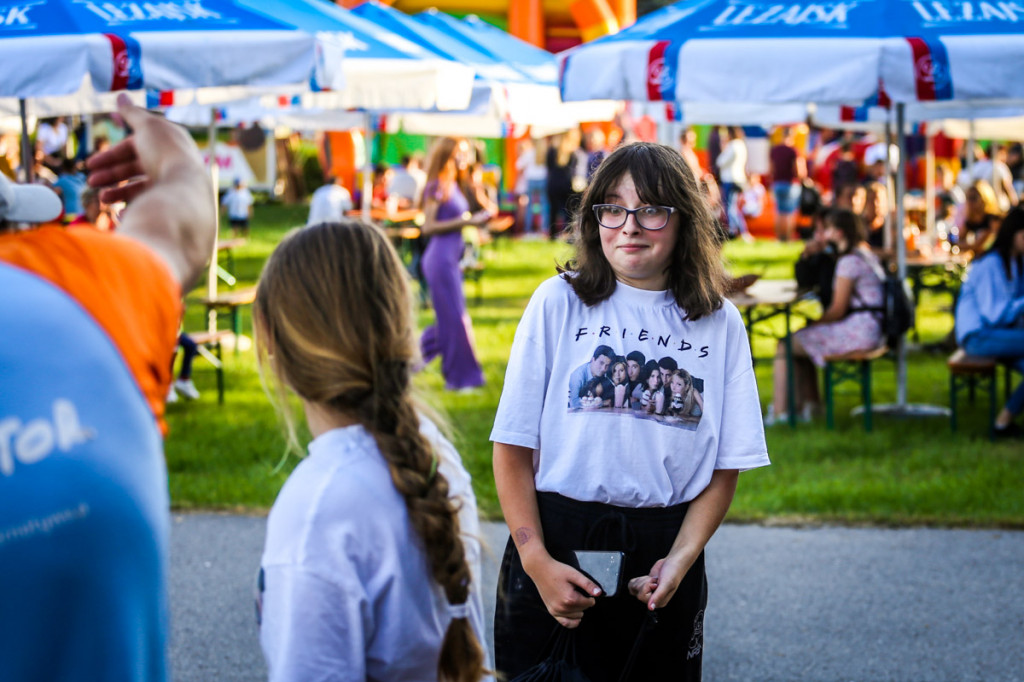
xmin=567 ymin=343 xmax=705 ymax=431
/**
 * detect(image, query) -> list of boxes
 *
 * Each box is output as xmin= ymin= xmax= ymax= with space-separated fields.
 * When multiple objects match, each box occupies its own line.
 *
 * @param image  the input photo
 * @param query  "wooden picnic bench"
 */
xmin=182 ymin=329 xmax=233 ymax=404
xmin=198 ymin=286 xmax=256 ymax=355
xmin=823 ymin=345 xmax=890 ymax=431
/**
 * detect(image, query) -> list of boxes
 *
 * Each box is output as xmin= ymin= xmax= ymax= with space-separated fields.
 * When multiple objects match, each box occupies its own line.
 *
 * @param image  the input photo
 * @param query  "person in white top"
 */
xmin=387 ymin=154 xmax=427 ymax=209
xmin=306 ymin=176 xmax=353 ymax=226
xmin=36 ymin=116 xmax=70 ymax=173
xmin=491 ymin=142 xmax=770 ymax=681
xmin=254 ymin=220 xmax=489 ymax=682
xmin=222 ymin=178 xmax=254 ymax=237
xmin=715 ymin=126 xmax=751 ymax=240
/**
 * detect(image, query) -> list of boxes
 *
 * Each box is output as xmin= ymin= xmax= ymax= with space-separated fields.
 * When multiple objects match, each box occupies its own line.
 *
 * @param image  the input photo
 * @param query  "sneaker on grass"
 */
xmin=174 ymin=379 xmax=200 ymax=400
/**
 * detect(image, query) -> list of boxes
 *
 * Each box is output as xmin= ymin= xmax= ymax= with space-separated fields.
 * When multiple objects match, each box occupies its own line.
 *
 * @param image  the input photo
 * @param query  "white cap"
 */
xmin=0 ymin=173 xmax=62 ymax=223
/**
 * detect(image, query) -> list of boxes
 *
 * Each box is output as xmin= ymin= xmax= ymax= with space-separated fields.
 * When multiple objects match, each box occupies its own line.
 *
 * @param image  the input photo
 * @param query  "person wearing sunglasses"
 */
xmin=491 ymin=142 xmax=770 ymax=681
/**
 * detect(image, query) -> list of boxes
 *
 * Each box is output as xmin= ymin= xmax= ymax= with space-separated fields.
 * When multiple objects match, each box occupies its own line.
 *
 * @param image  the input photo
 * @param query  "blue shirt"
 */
xmin=955 ymin=252 xmax=1024 ymax=345
xmin=0 ymin=263 xmax=169 ymax=682
xmin=54 ymin=171 xmax=88 ymax=216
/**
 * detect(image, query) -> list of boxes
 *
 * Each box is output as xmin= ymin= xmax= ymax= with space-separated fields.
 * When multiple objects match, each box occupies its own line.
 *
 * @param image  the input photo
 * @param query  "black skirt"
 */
xmin=494 ymin=492 xmax=708 ymax=682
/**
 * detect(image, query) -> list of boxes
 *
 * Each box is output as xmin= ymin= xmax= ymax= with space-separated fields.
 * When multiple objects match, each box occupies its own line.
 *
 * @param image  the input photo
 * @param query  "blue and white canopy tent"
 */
xmin=0 ymin=0 xmax=317 ymax=175
xmin=558 ymin=0 xmax=1024 ymax=105
xmin=0 ymin=0 xmax=475 ymax=119
xmin=559 ymin=0 xmax=1024 ymax=420
xmin=0 ymin=0 xmax=315 ymax=102
xmin=351 ymin=1 xmax=618 ymax=138
xmin=406 ymin=9 xmax=619 ymax=137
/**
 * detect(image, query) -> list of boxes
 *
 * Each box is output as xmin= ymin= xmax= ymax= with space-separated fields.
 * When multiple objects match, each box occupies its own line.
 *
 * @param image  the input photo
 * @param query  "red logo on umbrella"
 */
xmin=115 ymin=51 xmax=134 ymax=80
xmin=914 ymin=54 xmax=936 ymax=83
xmin=648 ymin=57 xmax=665 ymax=88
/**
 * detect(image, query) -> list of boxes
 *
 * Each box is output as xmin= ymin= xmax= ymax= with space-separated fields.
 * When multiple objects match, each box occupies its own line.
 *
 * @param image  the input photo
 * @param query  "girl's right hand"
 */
xmin=524 ymin=555 xmax=602 ymax=629
xmin=471 ymin=210 xmax=493 ymax=226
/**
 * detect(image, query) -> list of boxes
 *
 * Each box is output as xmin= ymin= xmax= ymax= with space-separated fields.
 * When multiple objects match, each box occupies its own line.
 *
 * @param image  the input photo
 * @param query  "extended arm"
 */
xmin=86 ymin=95 xmax=215 ymax=291
xmin=493 ymin=442 xmax=601 ymax=628
xmin=420 ymin=196 xmax=489 ymax=237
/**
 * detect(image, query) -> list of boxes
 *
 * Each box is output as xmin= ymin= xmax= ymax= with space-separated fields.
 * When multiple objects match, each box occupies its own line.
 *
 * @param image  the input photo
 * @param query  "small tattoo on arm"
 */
xmin=514 ymin=527 xmax=534 ymax=547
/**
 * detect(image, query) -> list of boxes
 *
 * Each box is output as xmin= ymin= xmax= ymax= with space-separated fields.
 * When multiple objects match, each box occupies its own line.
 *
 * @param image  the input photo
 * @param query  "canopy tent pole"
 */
xmin=894 ymin=102 xmax=908 ymax=407
xmin=925 ymin=128 xmax=936 ymax=251
xmin=857 ymin=102 xmax=949 ymax=422
xmin=361 ymin=111 xmax=373 ymax=222
xmin=883 ymin=113 xmax=895 ymax=253
xmin=967 ymin=120 xmax=976 ymax=177
xmin=207 ymin=108 xmax=220 ymax=334
xmin=19 ymin=99 xmax=33 ymax=183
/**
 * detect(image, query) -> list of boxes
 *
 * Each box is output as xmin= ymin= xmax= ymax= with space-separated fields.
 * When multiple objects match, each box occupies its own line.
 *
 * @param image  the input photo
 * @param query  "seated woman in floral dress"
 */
xmin=766 ymin=209 xmax=885 ymax=425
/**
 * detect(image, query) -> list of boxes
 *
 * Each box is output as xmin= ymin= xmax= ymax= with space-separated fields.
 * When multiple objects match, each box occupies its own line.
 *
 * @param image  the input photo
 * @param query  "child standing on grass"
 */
xmin=491 ymin=142 xmax=770 ymax=681
xmin=253 ymin=220 xmax=489 ymax=682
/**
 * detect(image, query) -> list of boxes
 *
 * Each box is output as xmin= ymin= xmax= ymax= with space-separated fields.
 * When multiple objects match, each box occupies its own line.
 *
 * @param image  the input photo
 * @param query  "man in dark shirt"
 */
xmin=769 ymin=127 xmax=806 ymax=242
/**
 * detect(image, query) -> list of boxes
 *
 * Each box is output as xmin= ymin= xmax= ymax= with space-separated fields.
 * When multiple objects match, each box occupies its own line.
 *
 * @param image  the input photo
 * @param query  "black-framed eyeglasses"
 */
xmin=593 ymin=204 xmax=676 ymax=231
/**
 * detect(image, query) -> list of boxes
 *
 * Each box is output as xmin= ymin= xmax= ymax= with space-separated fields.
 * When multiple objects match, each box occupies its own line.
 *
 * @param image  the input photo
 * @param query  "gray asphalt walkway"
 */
xmin=170 ymin=514 xmax=1024 ymax=682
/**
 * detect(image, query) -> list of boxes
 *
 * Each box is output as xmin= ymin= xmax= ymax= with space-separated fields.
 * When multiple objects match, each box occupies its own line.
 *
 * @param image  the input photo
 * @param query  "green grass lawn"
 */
xmin=166 ymin=203 xmax=1024 ymax=527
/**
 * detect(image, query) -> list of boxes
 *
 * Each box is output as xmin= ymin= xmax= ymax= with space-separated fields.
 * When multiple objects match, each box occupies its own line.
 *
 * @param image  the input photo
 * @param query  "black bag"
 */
xmin=798 ymin=181 xmax=821 ymax=217
xmin=510 ymin=628 xmax=590 ymax=682
xmin=877 ymin=273 xmax=915 ymax=347
xmin=510 ymin=612 xmax=658 ymax=682
xmin=851 ymin=253 xmax=915 ymax=348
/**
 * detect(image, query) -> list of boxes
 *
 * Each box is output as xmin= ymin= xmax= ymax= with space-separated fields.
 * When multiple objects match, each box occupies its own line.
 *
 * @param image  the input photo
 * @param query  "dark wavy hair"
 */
xmin=557 ymin=141 xmax=727 ymax=320
xmin=826 ymin=208 xmax=866 ymax=256
xmin=987 ymin=205 xmax=1024 ymax=279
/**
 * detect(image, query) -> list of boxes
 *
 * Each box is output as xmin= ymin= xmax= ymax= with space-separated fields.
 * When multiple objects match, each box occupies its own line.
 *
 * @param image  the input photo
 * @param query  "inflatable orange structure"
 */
xmin=335 ymin=0 xmax=635 ymax=51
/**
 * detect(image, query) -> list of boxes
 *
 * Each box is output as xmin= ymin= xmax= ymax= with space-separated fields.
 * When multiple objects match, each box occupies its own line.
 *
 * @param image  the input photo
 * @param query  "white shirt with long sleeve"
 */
xmin=716 ymin=139 xmax=748 ymax=186
xmin=259 ymin=419 xmax=491 ymax=682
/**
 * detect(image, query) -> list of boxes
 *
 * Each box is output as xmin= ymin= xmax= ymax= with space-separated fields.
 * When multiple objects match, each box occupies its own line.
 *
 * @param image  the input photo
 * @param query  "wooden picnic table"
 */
xmin=215 ymin=237 xmax=247 ymax=287
xmin=198 ymin=286 xmax=256 ymax=355
xmin=345 ymin=207 xmax=422 ymax=225
xmin=728 ymin=278 xmax=814 ymax=429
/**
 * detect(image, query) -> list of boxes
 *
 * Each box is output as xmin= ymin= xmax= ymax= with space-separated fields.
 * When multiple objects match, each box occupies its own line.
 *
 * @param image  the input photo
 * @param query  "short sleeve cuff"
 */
xmin=489 ymin=429 xmax=539 ymax=451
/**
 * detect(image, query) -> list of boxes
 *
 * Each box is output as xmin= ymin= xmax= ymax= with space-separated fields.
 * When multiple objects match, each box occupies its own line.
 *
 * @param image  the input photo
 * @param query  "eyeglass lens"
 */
xmin=595 ymin=205 xmax=670 ymax=230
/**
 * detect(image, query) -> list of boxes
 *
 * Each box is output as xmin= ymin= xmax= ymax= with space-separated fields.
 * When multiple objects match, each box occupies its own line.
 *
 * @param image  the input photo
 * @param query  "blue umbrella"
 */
xmin=559 ymin=0 xmax=1024 ymax=105
xmin=0 ymin=0 xmax=474 ymax=117
xmin=351 ymin=1 xmax=535 ymax=86
xmin=415 ymin=10 xmax=558 ymax=86
xmin=0 ymin=0 xmax=314 ymax=99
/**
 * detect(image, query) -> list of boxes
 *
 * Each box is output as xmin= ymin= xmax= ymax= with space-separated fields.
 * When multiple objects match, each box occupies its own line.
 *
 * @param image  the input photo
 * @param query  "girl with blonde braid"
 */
xmin=254 ymin=220 xmax=489 ymax=682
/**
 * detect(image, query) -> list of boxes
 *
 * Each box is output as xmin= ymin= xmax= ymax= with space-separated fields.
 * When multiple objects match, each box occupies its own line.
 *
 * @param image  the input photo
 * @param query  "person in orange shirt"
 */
xmin=0 ymin=95 xmax=215 ymax=682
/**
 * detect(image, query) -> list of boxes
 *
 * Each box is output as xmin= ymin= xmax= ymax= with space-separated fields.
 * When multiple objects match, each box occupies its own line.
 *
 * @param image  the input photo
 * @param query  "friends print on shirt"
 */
xmin=567 ymin=342 xmax=705 ymax=431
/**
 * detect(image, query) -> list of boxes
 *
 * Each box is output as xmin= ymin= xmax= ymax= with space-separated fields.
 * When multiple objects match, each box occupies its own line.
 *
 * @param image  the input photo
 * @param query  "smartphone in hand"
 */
xmin=571 ymin=550 xmax=624 ymax=597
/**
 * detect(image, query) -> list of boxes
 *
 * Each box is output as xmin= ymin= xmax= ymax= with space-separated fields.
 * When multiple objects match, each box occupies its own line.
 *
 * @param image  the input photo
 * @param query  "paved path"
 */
xmin=170 ymin=514 xmax=1024 ymax=682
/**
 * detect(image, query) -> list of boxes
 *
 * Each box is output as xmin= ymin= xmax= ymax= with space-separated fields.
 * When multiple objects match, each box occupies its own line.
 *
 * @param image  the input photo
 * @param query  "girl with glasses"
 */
xmin=491 ymin=142 xmax=770 ymax=681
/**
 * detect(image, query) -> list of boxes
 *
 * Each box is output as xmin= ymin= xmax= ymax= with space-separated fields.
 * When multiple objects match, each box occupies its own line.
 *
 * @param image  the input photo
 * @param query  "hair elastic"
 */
xmin=428 ymin=454 xmax=439 ymax=481
xmin=447 ymin=602 xmax=469 ymax=620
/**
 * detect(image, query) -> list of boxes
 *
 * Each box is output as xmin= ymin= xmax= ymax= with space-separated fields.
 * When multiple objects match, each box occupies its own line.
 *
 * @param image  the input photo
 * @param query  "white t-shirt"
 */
xmin=223 ymin=187 xmax=254 ymax=220
xmin=491 ymin=276 xmax=770 ymax=507
xmin=37 ymin=121 xmax=69 ymax=155
xmin=388 ymin=167 xmax=425 ymax=205
xmin=307 ymin=184 xmax=354 ymax=226
xmin=716 ymin=139 xmax=748 ymax=185
xmin=259 ymin=419 xmax=492 ymax=682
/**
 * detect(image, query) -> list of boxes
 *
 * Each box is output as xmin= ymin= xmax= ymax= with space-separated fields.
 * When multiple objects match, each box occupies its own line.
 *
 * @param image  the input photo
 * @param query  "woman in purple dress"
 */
xmin=419 ymin=137 xmax=491 ymax=390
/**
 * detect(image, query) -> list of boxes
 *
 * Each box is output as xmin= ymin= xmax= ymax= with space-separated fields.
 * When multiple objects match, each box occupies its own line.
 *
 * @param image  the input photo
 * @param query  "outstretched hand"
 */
xmin=83 ymin=93 xmax=214 ymax=289
xmin=87 ymin=93 xmax=204 ymax=205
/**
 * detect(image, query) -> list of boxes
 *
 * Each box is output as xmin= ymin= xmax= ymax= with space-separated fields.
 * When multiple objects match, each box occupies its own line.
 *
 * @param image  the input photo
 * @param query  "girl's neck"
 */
xmin=303 ymin=400 xmax=359 ymax=439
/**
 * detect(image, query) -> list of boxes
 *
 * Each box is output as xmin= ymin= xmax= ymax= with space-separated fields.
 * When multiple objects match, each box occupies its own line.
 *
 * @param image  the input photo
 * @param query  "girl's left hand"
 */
xmin=627 ymin=553 xmax=694 ymax=610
